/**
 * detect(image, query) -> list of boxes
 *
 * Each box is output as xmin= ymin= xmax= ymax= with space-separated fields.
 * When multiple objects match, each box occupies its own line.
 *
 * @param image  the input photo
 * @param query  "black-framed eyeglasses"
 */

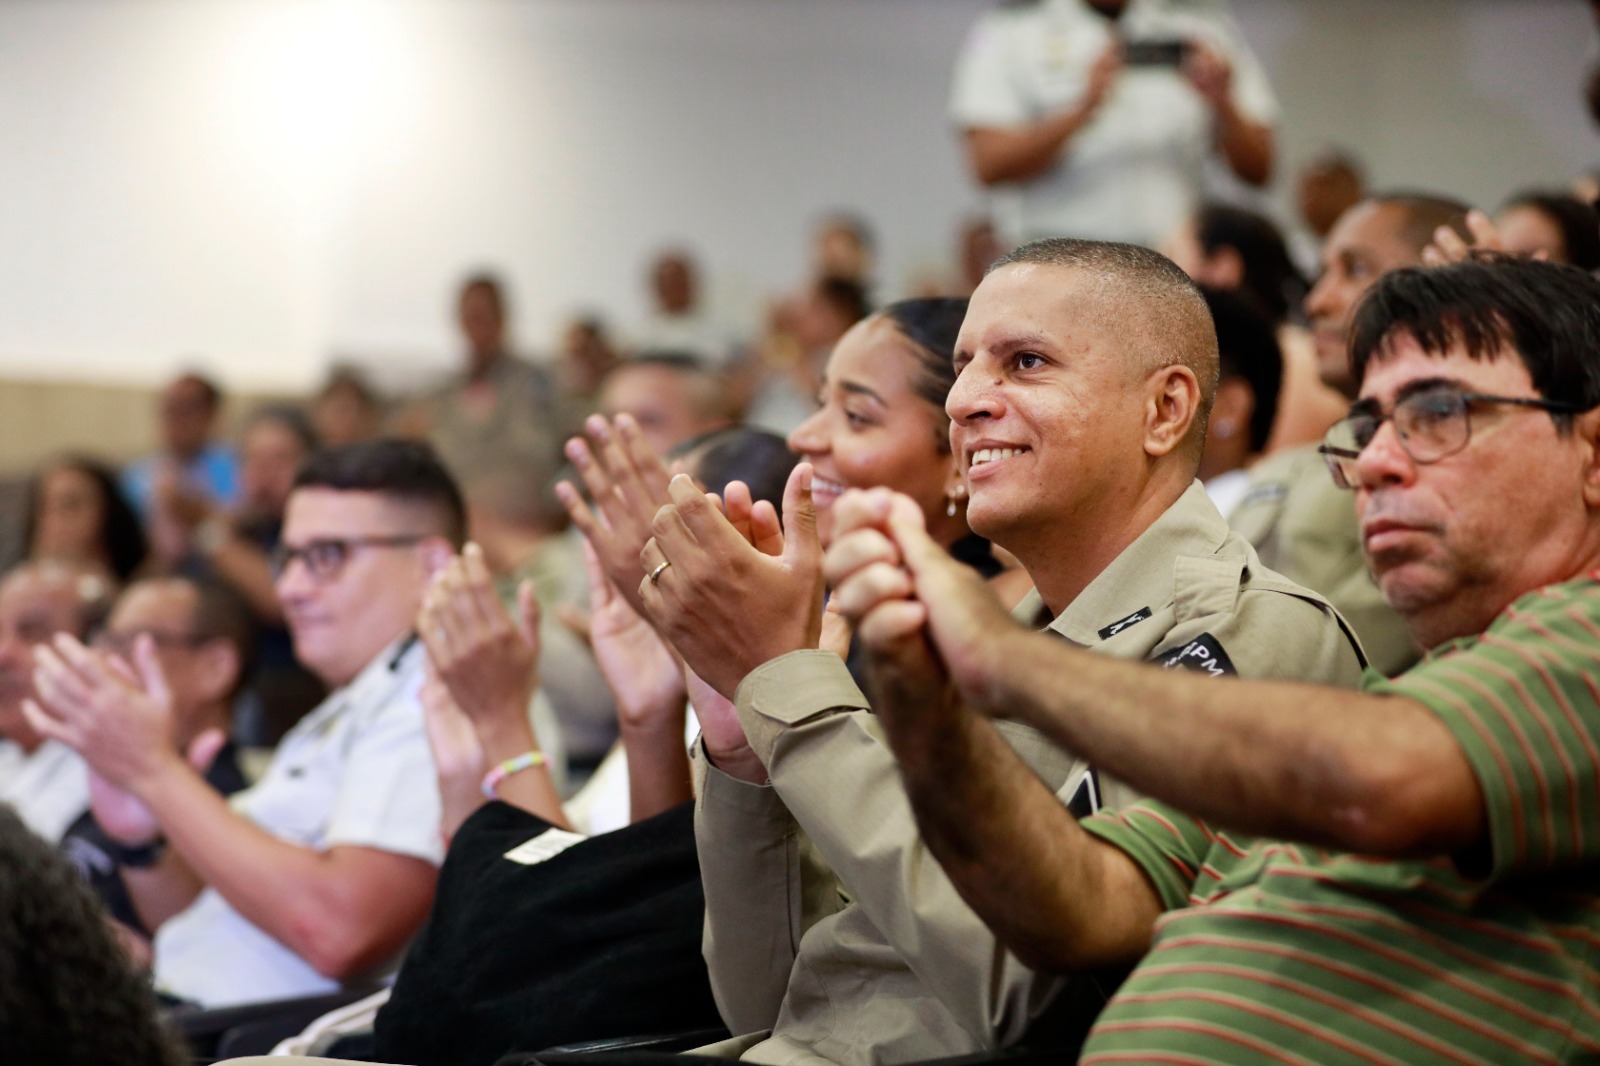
xmin=269 ymin=535 xmax=429 ymax=583
xmin=92 ymin=628 xmax=212 ymax=658
xmin=1318 ymin=385 xmax=1587 ymax=490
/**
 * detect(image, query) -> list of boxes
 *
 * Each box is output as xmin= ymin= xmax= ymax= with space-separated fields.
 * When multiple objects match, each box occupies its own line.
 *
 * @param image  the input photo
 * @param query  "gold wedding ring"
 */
xmin=648 ymin=560 xmax=671 ymax=585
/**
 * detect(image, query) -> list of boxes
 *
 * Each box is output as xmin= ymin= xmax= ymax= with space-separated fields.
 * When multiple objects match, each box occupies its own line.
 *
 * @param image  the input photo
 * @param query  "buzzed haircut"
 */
xmin=293 ymin=440 xmax=467 ymax=548
xmin=1370 ymin=192 xmax=1472 ymax=256
xmin=989 ymin=238 xmax=1221 ymax=444
xmin=459 ymin=446 xmax=566 ymax=534
xmin=671 ymin=427 xmax=798 ymax=511
xmin=617 ymin=352 xmax=732 ymax=422
xmin=1350 ymin=253 xmax=1600 ymax=426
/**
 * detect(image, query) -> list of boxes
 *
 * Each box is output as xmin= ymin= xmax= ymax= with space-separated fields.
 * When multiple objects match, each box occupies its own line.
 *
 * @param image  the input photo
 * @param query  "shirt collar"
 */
xmin=1021 ymin=480 xmax=1230 ymax=645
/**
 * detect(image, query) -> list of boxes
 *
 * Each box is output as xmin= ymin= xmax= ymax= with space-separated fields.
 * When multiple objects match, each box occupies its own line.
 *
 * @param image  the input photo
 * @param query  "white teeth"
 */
xmin=970 ymin=447 xmax=1025 ymax=467
xmin=811 ymin=476 xmax=848 ymax=497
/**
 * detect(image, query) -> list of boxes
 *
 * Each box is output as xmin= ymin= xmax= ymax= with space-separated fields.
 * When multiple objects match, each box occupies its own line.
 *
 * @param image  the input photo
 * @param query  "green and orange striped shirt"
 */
xmin=1081 ymin=572 xmax=1600 ymax=1064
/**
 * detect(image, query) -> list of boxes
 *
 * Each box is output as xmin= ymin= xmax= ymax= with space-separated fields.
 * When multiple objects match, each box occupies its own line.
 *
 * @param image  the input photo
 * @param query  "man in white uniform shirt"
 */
xmin=28 ymin=442 xmax=466 ymax=1008
xmin=951 ymin=0 xmax=1277 ymax=249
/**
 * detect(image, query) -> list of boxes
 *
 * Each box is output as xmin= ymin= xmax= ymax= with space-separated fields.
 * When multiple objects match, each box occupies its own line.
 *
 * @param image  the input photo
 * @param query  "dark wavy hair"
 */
xmin=1502 ymin=190 xmax=1600 ymax=271
xmin=1194 ymin=203 xmax=1306 ymax=323
xmin=294 ymin=439 xmax=466 ymax=548
xmin=0 ymin=805 xmax=186 ymax=1064
xmin=1350 ymin=254 xmax=1600 ymax=428
xmin=25 ymin=455 xmax=147 ymax=582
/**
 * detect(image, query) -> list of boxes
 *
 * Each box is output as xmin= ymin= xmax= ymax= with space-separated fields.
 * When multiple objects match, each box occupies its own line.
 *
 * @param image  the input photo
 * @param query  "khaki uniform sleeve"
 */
xmin=693 ymin=652 xmax=863 ymax=1035
xmin=738 ymin=650 xmax=1076 ymax=1047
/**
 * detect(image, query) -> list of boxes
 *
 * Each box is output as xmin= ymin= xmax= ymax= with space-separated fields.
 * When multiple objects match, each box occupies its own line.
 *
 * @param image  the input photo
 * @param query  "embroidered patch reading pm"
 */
xmin=1155 ymin=634 xmax=1236 ymax=677
xmin=1098 ymin=607 xmax=1153 ymax=640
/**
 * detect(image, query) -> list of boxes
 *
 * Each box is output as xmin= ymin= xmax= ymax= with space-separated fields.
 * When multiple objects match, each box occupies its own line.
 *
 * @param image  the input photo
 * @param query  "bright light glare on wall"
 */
xmin=227 ymin=0 xmax=412 ymax=182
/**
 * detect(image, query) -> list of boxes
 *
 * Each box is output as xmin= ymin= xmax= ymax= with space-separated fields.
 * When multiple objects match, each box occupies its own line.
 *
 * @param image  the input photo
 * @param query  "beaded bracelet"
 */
xmin=481 ymin=750 xmax=547 ymax=800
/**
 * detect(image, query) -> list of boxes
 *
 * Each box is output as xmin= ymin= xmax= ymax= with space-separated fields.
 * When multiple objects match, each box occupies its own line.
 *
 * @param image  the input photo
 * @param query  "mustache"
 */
xmin=1359 ymin=494 xmax=1441 ymax=531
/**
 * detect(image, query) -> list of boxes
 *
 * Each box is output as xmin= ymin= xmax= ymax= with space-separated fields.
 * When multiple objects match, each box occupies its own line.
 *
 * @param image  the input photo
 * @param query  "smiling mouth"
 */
xmin=810 ymin=474 xmax=849 ymax=501
xmin=969 ymin=447 xmax=1028 ymax=469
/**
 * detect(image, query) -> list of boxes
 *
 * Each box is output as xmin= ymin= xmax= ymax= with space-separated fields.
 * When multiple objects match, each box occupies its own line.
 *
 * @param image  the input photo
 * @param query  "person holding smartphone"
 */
xmin=951 ymin=0 xmax=1277 ymax=250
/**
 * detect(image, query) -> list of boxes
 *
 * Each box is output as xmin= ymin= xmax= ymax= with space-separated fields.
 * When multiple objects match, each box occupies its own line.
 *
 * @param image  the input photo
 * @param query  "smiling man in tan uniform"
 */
xmin=630 ymin=238 xmax=1367 ymax=1063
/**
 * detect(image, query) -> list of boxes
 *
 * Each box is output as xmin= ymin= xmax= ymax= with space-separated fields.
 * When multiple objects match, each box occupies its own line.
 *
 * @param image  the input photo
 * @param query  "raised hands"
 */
xmin=637 ymin=463 xmax=826 ymax=702
xmin=24 ymin=634 xmax=184 ymax=794
xmin=417 ymin=542 xmax=541 ymax=739
xmin=1421 ymin=208 xmax=1518 ymax=266
xmin=582 ymin=538 xmax=685 ymax=734
xmin=823 ymin=488 xmax=1016 ymax=716
xmin=555 ymin=413 xmax=675 ymax=616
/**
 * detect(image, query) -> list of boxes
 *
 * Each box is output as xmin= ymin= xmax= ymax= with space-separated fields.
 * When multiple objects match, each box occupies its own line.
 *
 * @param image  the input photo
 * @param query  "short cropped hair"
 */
xmin=990 ymin=238 xmax=1220 ymax=443
xmin=128 ymin=575 xmax=258 ymax=699
xmin=293 ymin=440 xmax=467 ymax=547
xmin=1203 ymin=288 xmax=1283 ymax=453
xmin=0 ymin=805 xmax=187 ymax=1064
xmin=1350 ymin=254 xmax=1600 ymax=428
xmin=672 ymin=427 xmax=798 ymax=510
xmin=616 ymin=352 xmax=732 ymax=423
xmin=881 ymin=297 xmax=970 ymax=453
xmin=1369 ymin=192 xmax=1472 ymax=256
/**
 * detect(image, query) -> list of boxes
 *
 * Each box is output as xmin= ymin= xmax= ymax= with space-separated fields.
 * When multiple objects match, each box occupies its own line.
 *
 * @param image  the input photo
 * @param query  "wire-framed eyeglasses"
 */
xmin=1317 ymin=384 xmax=1587 ymax=490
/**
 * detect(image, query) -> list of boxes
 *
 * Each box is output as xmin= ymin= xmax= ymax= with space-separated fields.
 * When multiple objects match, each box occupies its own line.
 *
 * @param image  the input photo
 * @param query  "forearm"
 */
xmin=620 ymin=714 xmax=692 ymax=823
xmin=479 ymin=710 xmax=569 ymax=829
xmin=974 ymin=632 xmax=1480 ymax=854
xmin=1213 ymin=99 xmax=1273 ymax=186
xmin=888 ymin=703 xmax=1157 ymax=974
xmin=138 ymin=763 xmax=405 ymax=972
xmin=694 ymin=750 xmax=817 ymax=1034
xmin=124 ymin=849 xmax=206 ymax=934
xmin=966 ymin=110 xmax=1091 ymax=185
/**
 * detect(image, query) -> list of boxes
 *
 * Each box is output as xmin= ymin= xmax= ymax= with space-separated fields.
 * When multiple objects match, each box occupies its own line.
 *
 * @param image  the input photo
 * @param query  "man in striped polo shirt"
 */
xmin=826 ymin=254 xmax=1600 ymax=1063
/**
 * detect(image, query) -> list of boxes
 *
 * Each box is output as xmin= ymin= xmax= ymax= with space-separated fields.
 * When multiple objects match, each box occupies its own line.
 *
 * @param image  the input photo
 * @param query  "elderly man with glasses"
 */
xmin=25 ymin=441 xmax=543 ymax=1009
xmin=826 ymin=254 xmax=1600 ymax=1063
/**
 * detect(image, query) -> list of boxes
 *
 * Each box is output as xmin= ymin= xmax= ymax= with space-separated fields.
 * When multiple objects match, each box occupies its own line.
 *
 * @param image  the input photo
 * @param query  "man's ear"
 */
xmin=1578 ymin=407 xmax=1600 ymax=510
xmin=1144 ymin=365 xmax=1202 ymax=458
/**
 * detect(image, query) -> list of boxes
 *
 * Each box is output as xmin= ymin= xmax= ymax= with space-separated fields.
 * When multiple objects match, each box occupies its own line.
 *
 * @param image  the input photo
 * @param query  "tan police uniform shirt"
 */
xmin=691 ymin=482 xmax=1367 ymax=1065
xmin=1229 ymin=444 xmax=1420 ymax=676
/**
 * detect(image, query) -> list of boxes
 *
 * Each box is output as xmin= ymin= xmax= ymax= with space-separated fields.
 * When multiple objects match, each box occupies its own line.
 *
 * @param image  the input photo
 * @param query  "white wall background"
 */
xmin=0 ymin=0 xmax=1592 ymax=393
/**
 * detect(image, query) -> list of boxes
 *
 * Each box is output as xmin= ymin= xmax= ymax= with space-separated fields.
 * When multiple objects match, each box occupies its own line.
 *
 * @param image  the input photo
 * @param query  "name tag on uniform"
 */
xmin=503 ymin=828 xmax=588 ymax=866
xmin=1098 ymin=607 xmax=1153 ymax=640
xmin=1154 ymin=634 xmax=1236 ymax=677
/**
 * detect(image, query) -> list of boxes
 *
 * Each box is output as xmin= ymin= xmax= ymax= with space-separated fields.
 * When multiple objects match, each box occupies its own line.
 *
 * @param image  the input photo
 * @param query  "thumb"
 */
xmin=781 ymin=462 xmax=821 ymax=565
xmin=185 ymin=727 xmax=227 ymax=773
xmin=515 ymin=579 xmax=542 ymax=650
xmin=883 ymin=493 xmax=940 ymax=574
xmin=131 ymin=634 xmax=173 ymax=710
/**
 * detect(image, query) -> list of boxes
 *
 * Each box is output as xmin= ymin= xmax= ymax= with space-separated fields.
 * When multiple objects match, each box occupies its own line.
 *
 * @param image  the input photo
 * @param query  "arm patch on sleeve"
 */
xmin=1154 ymin=634 xmax=1236 ymax=677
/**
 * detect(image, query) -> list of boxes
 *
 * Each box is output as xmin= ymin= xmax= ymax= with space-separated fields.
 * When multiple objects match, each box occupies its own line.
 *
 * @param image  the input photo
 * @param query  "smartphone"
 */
xmin=1122 ymin=38 xmax=1189 ymax=68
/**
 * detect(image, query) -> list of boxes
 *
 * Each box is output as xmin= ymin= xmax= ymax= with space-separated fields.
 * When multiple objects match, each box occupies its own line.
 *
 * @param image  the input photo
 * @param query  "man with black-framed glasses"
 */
xmin=24 ymin=441 xmax=542 ymax=1009
xmin=828 ymin=254 xmax=1600 ymax=1062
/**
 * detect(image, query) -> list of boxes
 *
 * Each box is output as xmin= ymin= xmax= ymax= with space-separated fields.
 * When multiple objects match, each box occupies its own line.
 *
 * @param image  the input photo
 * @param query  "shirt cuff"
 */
xmin=731 ymin=649 xmax=869 ymax=767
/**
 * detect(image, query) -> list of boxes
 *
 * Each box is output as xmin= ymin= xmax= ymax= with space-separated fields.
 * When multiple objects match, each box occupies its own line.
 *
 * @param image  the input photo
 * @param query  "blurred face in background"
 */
xmin=161 ymin=376 xmax=218 ymax=459
xmin=1495 ymin=204 xmax=1567 ymax=262
xmin=458 ymin=282 xmax=506 ymax=360
xmin=1303 ymin=202 xmax=1420 ymax=395
xmin=239 ymin=419 xmax=311 ymax=523
xmin=0 ymin=568 xmax=93 ymax=747
xmin=31 ymin=464 xmax=106 ymax=565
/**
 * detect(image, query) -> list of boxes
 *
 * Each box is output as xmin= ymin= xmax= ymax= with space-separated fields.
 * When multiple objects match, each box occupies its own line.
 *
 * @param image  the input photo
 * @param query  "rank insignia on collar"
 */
xmin=1098 ymin=606 xmax=1153 ymax=640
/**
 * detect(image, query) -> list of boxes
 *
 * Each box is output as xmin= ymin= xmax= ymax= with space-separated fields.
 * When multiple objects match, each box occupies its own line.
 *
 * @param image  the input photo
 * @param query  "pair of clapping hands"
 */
xmin=554 ymin=413 xmax=851 ymax=786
